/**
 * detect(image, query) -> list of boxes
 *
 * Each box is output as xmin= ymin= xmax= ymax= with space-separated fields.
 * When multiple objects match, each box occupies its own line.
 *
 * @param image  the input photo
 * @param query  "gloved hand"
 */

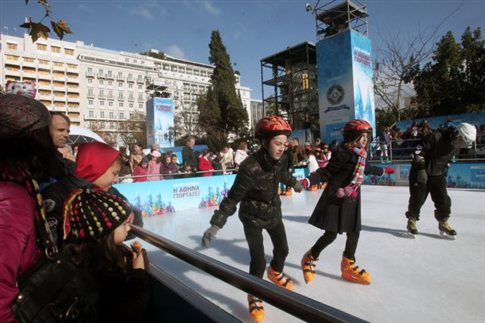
xmin=300 ymin=178 xmax=310 ymax=188
xmin=383 ymin=167 xmax=394 ymax=174
xmin=293 ymin=181 xmax=303 ymax=193
xmin=202 ymin=224 xmax=220 ymax=248
xmin=337 ymin=184 xmax=358 ymax=198
xmin=416 ymin=169 xmax=428 ymax=184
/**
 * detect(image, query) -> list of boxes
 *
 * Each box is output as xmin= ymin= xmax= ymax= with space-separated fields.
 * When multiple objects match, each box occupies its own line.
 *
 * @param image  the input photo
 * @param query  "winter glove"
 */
xmin=300 ymin=178 xmax=310 ymax=188
xmin=337 ymin=183 xmax=359 ymax=199
xmin=383 ymin=167 xmax=394 ymax=174
xmin=293 ymin=181 xmax=303 ymax=193
xmin=202 ymin=224 xmax=220 ymax=248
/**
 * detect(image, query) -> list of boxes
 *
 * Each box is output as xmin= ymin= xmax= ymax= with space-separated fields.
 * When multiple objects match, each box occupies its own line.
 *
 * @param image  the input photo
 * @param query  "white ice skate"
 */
xmin=406 ymin=218 xmax=418 ymax=239
xmin=439 ymin=221 xmax=456 ymax=240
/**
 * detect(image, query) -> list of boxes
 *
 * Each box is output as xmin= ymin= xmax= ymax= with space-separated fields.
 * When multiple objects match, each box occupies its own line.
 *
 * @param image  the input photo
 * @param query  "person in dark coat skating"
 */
xmin=201 ymin=115 xmax=303 ymax=322
xmin=405 ymin=122 xmax=477 ymax=238
xmin=300 ymin=119 xmax=394 ymax=285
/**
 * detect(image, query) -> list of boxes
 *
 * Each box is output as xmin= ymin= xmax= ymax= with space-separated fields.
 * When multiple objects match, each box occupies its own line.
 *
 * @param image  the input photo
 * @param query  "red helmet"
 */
xmin=255 ymin=115 xmax=292 ymax=139
xmin=342 ymin=119 xmax=373 ymax=142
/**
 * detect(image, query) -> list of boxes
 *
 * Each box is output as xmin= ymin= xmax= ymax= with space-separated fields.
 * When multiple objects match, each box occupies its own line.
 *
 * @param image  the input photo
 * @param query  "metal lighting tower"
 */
xmin=311 ymin=0 xmax=368 ymax=40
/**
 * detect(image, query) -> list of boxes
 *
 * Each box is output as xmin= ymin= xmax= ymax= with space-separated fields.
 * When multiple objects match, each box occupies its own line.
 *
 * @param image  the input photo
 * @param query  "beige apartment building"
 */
xmin=0 ymin=33 xmax=252 ymax=144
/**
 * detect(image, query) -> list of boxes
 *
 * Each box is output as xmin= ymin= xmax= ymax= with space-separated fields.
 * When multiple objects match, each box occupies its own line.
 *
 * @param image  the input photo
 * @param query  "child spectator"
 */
xmin=133 ymin=157 xmax=149 ymax=182
xmin=129 ymin=143 xmax=144 ymax=173
xmin=160 ymin=154 xmax=178 ymax=179
xmin=301 ymin=120 xmax=394 ymax=285
xmin=147 ymin=150 xmax=162 ymax=181
xmin=42 ymin=142 xmax=144 ymax=246
xmin=63 ymin=188 xmax=149 ymax=323
xmin=198 ymin=149 xmax=214 ymax=176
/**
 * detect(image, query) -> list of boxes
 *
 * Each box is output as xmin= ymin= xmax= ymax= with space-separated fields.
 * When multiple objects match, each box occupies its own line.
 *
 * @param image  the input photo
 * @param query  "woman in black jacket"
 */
xmin=301 ymin=119 xmax=394 ymax=285
xmin=201 ymin=115 xmax=303 ymax=322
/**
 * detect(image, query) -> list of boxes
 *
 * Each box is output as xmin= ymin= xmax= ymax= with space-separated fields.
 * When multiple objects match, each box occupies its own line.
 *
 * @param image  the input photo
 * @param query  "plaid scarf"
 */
xmin=351 ymin=147 xmax=367 ymax=187
xmin=0 ymin=164 xmax=58 ymax=258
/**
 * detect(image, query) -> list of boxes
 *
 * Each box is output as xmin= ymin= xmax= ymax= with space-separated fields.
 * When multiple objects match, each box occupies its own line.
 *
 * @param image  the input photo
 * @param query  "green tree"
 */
xmin=411 ymin=28 xmax=485 ymax=116
xmin=197 ymin=30 xmax=248 ymax=152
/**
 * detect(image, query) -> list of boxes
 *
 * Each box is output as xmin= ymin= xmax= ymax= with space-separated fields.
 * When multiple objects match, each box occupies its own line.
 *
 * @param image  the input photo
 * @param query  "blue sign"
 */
xmin=316 ymin=30 xmax=375 ymax=144
xmin=146 ymin=97 xmax=175 ymax=148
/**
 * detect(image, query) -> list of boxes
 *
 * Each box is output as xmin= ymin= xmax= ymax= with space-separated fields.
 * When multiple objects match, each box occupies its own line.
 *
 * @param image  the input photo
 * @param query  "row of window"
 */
xmin=162 ymin=63 xmax=211 ymax=78
xmin=6 ymin=42 xmax=75 ymax=55
xmin=86 ymin=111 xmax=142 ymax=121
xmin=4 ymin=55 xmax=78 ymax=69
xmin=87 ymin=100 xmax=144 ymax=110
xmin=87 ymin=78 xmax=144 ymax=90
xmin=86 ymin=68 xmax=143 ymax=81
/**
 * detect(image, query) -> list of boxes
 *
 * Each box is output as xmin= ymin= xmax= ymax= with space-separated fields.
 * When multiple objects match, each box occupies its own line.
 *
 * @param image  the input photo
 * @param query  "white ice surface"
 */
xmin=139 ymin=185 xmax=485 ymax=323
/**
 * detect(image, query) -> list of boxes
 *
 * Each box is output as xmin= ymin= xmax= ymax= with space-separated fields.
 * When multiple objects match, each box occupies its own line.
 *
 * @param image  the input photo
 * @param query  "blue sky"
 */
xmin=1 ymin=0 xmax=484 ymax=100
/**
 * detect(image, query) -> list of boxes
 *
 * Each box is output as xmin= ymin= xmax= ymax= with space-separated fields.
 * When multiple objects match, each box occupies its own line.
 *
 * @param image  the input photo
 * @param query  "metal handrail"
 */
xmin=131 ymin=225 xmax=367 ymax=323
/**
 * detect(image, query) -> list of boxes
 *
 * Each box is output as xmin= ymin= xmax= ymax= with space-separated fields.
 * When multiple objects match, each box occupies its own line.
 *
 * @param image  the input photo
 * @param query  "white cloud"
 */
xmin=130 ymin=1 xmax=167 ymax=20
xmin=166 ymin=45 xmax=187 ymax=59
xmin=196 ymin=0 xmax=222 ymax=16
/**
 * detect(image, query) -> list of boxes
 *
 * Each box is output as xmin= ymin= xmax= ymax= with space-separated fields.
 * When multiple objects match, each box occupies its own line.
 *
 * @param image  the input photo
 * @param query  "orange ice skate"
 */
xmin=267 ymin=266 xmax=294 ymax=290
xmin=301 ymin=250 xmax=318 ymax=284
xmin=340 ymin=256 xmax=371 ymax=285
xmin=247 ymin=294 xmax=264 ymax=322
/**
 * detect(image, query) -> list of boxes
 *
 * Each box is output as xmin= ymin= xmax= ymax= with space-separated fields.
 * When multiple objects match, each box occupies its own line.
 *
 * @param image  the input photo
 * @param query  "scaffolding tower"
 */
xmin=260 ymin=42 xmax=319 ymax=134
xmin=313 ymin=0 xmax=368 ymax=40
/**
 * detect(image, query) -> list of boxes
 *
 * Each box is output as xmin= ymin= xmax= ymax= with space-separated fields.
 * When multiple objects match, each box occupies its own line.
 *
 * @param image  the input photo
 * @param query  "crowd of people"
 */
xmin=373 ymin=119 xmax=481 ymax=161
xmin=0 ymin=93 xmax=149 ymax=322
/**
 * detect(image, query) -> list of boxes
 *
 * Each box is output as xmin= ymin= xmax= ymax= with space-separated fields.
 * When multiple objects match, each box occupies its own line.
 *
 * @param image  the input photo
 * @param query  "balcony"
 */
xmin=38 ymin=83 xmax=52 ymax=90
xmin=126 ymin=76 xmax=135 ymax=83
xmin=87 ymin=92 xmax=95 ymax=99
xmin=66 ymin=66 xmax=78 ymax=73
xmin=67 ymin=97 xmax=80 ymax=103
xmin=97 ymin=72 xmax=106 ymax=79
xmin=86 ymin=71 xmax=95 ymax=78
xmin=5 ymin=69 xmax=21 ymax=77
xmin=106 ymin=74 xmax=115 ymax=80
xmin=128 ymin=96 xmax=135 ymax=102
xmin=66 ymin=87 xmax=80 ymax=93
xmin=38 ymin=94 xmax=53 ymax=101
xmin=136 ymin=77 xmax=145 ymax=84
xmin=116 ymin=75 xmax=125 ymax=81
xmin=22 ymin=61 xmax=36 ymax=68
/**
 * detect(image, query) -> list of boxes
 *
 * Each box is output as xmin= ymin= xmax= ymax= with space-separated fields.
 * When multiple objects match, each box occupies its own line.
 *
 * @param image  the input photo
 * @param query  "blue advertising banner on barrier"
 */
xmin=115 ymin=174 xmax=235 ymax=217
xmin=146 ymin=97 xmax=175 ymax=148
xmin=114 ymin=163 xmax=483 ymax=217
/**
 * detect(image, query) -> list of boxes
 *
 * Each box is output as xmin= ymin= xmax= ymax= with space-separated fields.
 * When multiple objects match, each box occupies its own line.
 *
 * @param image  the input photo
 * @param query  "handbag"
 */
xmin=12 ymin=245 xmax=98 ymax=323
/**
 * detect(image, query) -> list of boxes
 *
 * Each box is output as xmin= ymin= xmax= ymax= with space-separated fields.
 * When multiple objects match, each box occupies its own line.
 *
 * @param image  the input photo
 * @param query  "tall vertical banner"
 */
xmin=316 ymin=30 xmax=375 ymax=144
xmin=146 ymin=97 xmax=175 ymax=148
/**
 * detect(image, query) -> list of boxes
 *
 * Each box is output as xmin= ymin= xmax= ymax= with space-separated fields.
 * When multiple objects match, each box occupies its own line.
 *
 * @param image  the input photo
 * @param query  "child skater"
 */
xmin=63 ymin=188 xmax=150 ymax=322
xmin=201 ymin=115 xmax=304 ymax=322
xmin=300 ymin=119 xmax=394 ymax=285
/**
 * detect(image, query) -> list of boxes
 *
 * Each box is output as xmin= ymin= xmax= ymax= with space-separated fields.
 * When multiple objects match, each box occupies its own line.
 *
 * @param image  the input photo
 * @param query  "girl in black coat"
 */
xmin=201 ymin=116 xmax=303 ymax=322
xmin=301 ymin=120 xmax=394 ymax=285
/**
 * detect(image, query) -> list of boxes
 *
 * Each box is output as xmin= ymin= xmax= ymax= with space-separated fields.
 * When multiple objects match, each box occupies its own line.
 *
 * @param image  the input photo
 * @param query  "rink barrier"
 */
xmin=114 ymin=162 xmax=484 ymax=218
xmin=132 ymin=225 xmax=368 ymax=323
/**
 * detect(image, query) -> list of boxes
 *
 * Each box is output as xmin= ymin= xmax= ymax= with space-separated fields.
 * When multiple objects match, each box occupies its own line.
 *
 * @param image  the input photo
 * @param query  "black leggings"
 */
xmin=243 ymin=220 xmax=289 ymax=278
xmin=310 ymin=231 xmax=360 ymax=260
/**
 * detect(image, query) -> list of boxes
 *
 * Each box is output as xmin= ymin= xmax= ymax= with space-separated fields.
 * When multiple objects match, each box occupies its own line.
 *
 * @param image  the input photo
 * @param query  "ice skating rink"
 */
xmin=141 ymin=185 xmax=484 ymax=322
